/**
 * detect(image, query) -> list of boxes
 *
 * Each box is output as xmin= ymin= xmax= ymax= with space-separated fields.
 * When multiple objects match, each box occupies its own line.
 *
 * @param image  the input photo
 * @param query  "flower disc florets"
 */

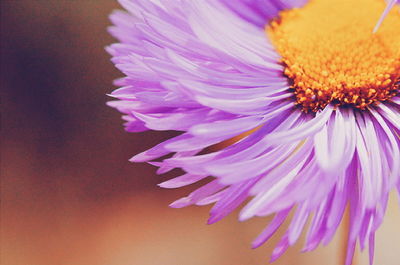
xmin=267 ymin=0 xmax=400 ymax=112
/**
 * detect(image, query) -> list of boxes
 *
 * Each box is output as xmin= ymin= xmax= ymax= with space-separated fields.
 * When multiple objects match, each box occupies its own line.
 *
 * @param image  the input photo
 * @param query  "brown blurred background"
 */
xmin=1 ymin=1 xmax=399 ymax=265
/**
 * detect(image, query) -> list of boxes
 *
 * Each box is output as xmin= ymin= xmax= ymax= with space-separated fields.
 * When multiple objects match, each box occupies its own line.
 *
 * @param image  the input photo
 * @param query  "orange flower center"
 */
xmin=267 ymin=0 xmax=400 ymax=112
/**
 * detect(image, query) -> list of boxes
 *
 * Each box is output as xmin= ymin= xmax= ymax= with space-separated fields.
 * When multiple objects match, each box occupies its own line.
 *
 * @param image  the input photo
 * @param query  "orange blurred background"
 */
xmin=1 ymin=1 xmax=400 ymax=265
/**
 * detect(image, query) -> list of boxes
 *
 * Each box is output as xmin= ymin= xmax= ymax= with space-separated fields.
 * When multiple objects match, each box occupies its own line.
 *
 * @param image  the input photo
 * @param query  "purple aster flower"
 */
xmin=107 ymin=0 xmax=400 ymax=264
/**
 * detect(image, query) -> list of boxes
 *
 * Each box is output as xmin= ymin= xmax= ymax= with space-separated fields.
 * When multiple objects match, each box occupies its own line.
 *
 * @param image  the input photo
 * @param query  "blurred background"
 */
xmin=1 ymin=1 xmax=400 ymax=265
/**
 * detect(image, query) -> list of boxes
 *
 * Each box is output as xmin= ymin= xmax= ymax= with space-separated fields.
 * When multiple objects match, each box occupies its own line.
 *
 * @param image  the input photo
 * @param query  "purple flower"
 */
xmin=107 ymin=0 xmax=400 ymax=264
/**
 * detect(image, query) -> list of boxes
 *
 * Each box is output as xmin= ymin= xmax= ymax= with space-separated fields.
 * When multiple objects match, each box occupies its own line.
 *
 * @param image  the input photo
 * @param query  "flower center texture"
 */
xmin=267 ymin=0 xmax=400 ymax=112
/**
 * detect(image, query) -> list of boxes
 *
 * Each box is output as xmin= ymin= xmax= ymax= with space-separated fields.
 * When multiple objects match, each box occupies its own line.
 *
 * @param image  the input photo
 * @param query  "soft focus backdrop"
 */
xmin=2 ymin=1 xmax=400 ymax=265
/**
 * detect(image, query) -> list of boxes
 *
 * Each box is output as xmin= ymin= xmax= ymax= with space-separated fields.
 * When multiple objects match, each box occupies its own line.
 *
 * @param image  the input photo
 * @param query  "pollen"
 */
xmin=267 ymin=0 xmax=400 ymax=112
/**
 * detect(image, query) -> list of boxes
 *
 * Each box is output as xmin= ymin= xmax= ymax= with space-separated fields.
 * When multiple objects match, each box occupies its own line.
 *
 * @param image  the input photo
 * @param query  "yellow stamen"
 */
xmin=267 ymin=0 xmax=400 ymax=112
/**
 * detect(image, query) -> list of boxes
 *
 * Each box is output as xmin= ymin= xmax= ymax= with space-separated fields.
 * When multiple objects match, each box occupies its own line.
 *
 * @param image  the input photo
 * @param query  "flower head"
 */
xmin=107 ymin=0 xmax=400 ymax=264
